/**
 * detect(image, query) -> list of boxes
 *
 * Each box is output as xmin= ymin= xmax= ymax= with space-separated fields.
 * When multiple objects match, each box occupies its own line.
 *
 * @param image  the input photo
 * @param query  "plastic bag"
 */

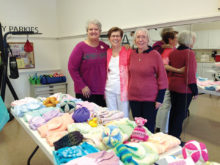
xmin=0 ymin=96 xmax=9 ymax=131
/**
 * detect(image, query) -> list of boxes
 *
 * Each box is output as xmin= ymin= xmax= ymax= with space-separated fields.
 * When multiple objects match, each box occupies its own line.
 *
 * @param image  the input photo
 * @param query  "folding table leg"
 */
xmin=27 ymin=146 xmax=39 ymax=165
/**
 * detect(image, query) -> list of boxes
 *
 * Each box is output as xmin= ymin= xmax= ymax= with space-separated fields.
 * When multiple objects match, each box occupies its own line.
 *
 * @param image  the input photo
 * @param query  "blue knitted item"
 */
xmin=53 ymin=142 xmax=99 ymax=164
xmin=102 ymin=125 xmax=122 ymax=148
xmin=204 ymin=86 xmax=216 ymax=91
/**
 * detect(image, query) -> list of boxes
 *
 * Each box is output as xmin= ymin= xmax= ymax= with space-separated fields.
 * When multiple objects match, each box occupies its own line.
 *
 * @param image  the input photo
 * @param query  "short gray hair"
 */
xmin=133 ymin=28 xmax=151 ymax=44
xmin=178 ymin=30 xmax=196 ymax=47
xmin=86 ymin=19 xmax=102 ymax=32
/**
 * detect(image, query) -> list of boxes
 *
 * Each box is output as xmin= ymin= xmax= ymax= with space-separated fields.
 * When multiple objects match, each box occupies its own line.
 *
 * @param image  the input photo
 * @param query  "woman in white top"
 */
xmin=105 ymin=27 xmax=131 ymax=117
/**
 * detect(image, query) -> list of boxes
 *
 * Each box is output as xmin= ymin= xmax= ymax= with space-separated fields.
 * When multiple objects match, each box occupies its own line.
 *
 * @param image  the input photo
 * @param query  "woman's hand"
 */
xmin=123 ymin=44 xmax=131 ymax=50
xmin=193 ymin=95 xmax=198 ymax=99
xmin=177 ymin=66 xmax=185 ymax=73
xmin=155 ymin=102 xmax=162 ymax=110
xmin=82 ymin=86 xmax=91 ymax=98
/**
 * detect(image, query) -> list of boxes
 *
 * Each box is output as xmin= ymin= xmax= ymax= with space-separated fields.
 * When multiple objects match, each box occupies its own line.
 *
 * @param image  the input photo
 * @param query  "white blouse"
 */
xmin=105 ymin=56 xmax=120 ymax=94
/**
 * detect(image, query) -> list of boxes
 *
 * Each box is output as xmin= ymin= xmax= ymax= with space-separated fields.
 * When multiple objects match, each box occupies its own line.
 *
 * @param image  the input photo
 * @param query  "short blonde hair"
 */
xmin=86 ymin=19 xmax=102 ymax=32
xmin=178 ymin=30 xmax=196 ymax=47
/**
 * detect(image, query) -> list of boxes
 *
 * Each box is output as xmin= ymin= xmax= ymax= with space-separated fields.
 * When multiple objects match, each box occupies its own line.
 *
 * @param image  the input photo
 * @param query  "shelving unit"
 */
xmin=30 ymin=82 xmax=67 ymax=97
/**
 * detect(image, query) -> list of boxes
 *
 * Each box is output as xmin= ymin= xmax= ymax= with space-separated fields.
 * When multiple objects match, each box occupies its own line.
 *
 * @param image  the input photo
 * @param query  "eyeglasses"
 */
xmin=110 ymin=35 xmax=121 ymax=38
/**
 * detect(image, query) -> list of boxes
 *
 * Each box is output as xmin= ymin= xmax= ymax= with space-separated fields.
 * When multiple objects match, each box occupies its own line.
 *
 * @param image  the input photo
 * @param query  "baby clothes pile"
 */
xmin=11 ymin=92 xmax=181 ymax=165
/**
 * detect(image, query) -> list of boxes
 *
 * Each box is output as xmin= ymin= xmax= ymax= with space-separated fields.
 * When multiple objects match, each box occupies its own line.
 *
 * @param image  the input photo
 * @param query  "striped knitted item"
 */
xmin=130 ymin=127 xmax=149 ymax=142
xmin=113 ymin=142 xmax=138 ymax=165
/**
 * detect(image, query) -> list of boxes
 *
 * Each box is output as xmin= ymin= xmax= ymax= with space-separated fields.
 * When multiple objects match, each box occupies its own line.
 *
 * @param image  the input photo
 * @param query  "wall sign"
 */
xmin=1 ymin=25 xmax=39 ymax=33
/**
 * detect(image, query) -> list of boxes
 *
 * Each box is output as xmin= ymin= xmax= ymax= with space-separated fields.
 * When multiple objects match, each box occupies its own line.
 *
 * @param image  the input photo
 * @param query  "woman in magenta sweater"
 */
xmin=128 ymin=28 xmax=168 ymax=133
xmin=168 ymin=30 xmax=198 ymax=140
xmin=68 ymin=19 xmax=109 ymax=106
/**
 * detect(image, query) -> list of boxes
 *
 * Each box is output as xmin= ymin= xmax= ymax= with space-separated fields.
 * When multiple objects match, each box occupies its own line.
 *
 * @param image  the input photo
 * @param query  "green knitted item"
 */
xmin=113 ymin=142 xmax=138 ymax=165
xmin=127 ymin=142 xmax=159 ymax=165
xmin=60 ymin=100 xmax=76 ymax=113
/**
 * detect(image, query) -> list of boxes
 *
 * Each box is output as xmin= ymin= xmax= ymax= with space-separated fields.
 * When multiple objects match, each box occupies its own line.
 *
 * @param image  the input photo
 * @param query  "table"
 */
xmin=198 ymin=84 xmax=220 ymax=96
xmin=12 ymin=111 xmax=182 ymax=165
xmin=11 ymin=111 xmax=54 ymax=164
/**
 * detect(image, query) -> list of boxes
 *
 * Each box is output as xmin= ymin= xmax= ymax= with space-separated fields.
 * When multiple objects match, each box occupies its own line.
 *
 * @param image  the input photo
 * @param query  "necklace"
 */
xmin=138 ymin=49 xmax=144 ymax=62
xmin=138 ymin=54 xmax=141 ymax=62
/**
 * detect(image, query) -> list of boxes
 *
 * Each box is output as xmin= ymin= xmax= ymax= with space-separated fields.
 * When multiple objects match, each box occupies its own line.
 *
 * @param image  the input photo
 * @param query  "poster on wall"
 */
xmin=9 ymin=42 xmax=35 ymax=69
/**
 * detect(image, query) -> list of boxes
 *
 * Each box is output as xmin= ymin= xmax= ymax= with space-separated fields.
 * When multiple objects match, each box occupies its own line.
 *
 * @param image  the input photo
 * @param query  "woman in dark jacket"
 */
xmin=168 ymin=30 xmax=198 ymax=140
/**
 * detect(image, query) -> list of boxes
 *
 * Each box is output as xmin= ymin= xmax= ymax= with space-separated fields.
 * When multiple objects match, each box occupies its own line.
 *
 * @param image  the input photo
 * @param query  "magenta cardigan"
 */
xmin=106 ymin=46 xmax=131 ymax=101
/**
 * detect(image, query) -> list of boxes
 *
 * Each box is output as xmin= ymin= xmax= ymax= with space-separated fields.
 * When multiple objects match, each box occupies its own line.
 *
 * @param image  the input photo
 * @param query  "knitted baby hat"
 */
xmin=53 ymin=131 xmax=84 ymax=150
xmin=60 ymin=100 xmax=76 ymax=113
xmin=130 ymin=117 xmax=149 ymax=142
xmin=72 ymin=106 xmax=90 ymax=123
xmin=102 ymin=125 xmax=122 ymax=148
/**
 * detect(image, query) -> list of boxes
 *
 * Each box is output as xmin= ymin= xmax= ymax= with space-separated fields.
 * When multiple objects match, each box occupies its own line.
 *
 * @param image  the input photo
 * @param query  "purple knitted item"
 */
xmin=29 ymin=116 xmax=46 ymax=130
xmin=72 ymin=106 xmax=90 ymax=123
xmin=42 ymin=109 xmax=62 ymax=122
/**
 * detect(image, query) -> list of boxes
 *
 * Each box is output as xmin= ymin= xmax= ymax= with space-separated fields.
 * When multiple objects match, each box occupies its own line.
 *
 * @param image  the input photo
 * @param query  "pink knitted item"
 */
xmin=130 ymin=117 xmax=149 ymax=142
xmin=182 ymin=140 xmax=208 ymax=164
xmin=38 ymin=113 xmax=73 ymax=138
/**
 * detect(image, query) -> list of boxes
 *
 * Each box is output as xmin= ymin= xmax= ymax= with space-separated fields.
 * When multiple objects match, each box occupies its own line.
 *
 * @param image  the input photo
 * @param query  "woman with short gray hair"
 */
xmin=68 ymin=19 xmax=109 ymax=106
xmin=85 ymin=19 xmax=102 ymax=32
xmin=178 ymin=30 xmax=196 ymax=48
xmin=168 ymin=30 xmax=198 ymax=142
xmin=128 ymin=28 xmax=168 ymax=133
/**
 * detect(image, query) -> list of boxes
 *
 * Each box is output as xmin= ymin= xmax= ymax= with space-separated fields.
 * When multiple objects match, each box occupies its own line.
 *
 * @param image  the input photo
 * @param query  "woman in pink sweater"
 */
xmin=105 ymin=27 xmax=131 ymax=117
xmin=128 ymin=28 xmax=168 ymax=133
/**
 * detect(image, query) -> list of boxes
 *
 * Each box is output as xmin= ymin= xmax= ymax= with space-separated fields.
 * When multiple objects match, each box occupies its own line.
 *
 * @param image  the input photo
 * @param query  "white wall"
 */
xmin=0 ymin=0 xmax=58 ymax=37
xmin=0 ymin=0 xmax=60 ymax=106
xmin=57 ymin=0 xmax=219 ymax=37
xmin=58 ymin=37 xmax=85 ymax=96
